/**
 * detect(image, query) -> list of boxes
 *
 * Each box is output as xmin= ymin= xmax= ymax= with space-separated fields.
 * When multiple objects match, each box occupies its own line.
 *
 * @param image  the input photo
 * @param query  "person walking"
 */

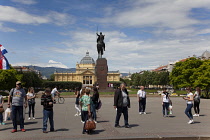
xmin=27 ymin=87 xmax=36 ymax=120
xmin=114 ymin=83 xmax=130 ymax=128
xmin=41 ymin=88 xmax=56 ymax=133
xmin=80 ymin=88 xmax=91 ymax=134
xmin=137 ymin=86 xmax=147 ymax=114
xmin=193 ymin=87 xmax=201 ymax=117
xmin=8 ymin=81 xmax=27 ymax=133
xmin=0 ymin=94 xmax=5 ymax=125
xmin=183 ymin=87 xmax=194 ymax=124
xmin=161 ymin=88 xmax=170 ymax=117
xmin=74 ymin=87 xmax=81 ymax=116
xmin=91 ymin=87 xmax=99 ymax=123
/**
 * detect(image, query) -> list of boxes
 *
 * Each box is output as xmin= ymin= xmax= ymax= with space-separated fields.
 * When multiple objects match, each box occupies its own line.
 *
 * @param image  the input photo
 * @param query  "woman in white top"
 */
xmin=161 ymin=88 xmax=170 ymax=117
xmin=27 ymin=87 xmax=36 ymax=120
xmin=183 ymin=87 xmax=194 ymax=124
xmin=193 ymin=87 xmax=201 ymax=117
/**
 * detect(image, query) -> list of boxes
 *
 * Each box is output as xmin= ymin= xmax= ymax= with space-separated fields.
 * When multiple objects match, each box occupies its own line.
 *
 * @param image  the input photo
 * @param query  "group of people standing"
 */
xmin=74 ymin=87 xmax=100 ymax=134
xmin=114 ymin=83 xmax=202 ymax=128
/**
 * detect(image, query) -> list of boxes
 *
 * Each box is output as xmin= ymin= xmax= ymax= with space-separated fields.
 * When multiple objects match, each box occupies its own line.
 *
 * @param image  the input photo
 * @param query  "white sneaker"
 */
xmin=188 ymin=120 xmax=194 ymax=124
xmin=28 ymin=117 xmax=31 ymax=120
xmin=143 ymin=112 xmax=146 ymax=114
xmin=193 ymin=114 xmax=197 ymax=117
xmin=197 ymin=114 xmax=199 ymax=117
xmin=33 ymin=117 xmax=35 ymax=120
xmin=94 ymin=120 xmax=97 ymax=123
xmin=81 ymin=120 xmax=85 ymax=123
xmin=74 ymin=114 xmax=78 ymax=116
xmin=139 ymin=112 xmax=142 ymax=114
xmin=79 ymin=113 xmax=81 ymax=116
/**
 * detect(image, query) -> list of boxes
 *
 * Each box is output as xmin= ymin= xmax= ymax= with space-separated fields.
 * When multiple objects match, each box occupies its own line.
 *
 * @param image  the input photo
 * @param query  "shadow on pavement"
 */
xmin=25 ymin=121 xmax=38 ymax=125
xmin=26 ymin=128 xmax=42 ymax=131
xmin=56 ymin=128 xmax=69 ymax=131
xmin=90 ymin=129 xmax=105 ymax=135
xmin=97 ymin=120 xmax=109 ymax=123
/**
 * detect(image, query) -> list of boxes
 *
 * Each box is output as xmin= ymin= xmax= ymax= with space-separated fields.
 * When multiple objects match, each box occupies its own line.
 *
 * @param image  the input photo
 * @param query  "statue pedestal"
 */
xmin=95 ymin=58 xmax=108 ymax=90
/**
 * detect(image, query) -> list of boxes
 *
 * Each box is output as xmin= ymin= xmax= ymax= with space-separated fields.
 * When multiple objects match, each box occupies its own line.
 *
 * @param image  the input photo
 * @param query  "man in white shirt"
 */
xmin=137 ymin=86 xmax=146 ymax=114
xmin=51 ymin=86 xmax=60 ymax=101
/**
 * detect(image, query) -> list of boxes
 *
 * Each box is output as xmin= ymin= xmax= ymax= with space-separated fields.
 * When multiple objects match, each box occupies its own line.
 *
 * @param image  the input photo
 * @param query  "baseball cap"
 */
xmin=16 ymin=81 xmax=21 ymax=85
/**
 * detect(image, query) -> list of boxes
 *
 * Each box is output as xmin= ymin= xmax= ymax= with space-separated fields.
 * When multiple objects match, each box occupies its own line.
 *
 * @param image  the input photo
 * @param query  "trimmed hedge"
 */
xmin=43 ymin=81 xmax=82 ymax=90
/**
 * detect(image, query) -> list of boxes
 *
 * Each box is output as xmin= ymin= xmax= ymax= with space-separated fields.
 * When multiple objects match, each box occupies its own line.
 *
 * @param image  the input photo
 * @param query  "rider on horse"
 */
xmin=96 ymin=32 xmax=105 ymax=58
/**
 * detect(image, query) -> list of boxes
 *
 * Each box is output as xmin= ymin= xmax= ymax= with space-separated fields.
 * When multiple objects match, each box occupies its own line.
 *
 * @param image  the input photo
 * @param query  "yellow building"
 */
xmin=54 ymin=52 xmax=120 ymax=87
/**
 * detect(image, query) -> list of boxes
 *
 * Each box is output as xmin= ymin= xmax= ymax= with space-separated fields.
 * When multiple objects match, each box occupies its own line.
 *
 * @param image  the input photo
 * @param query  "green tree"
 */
xmin=170 ymin=57 xmax=203 ymax=88
xmin=20 ymin=71 xmax=42 ymax=88
xmin=49 ymin=74 xmax=55 ymax=81
xmin=0 ymin=69 xmax=22 ymax=90
xmin=191 ymin=60 xmax=210 ymax=98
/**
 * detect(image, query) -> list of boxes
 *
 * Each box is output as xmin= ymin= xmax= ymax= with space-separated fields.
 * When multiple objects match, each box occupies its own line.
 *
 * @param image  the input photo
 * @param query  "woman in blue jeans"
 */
xmin=161 ymin=88 xmax=170 ymax=117
xmin=91 ymin=87 xmax=99 ymax=123
xmin=0 ymin=95 xmax=5 ymax=125
xmin=183 ymin=87 xmax=194 ymax=124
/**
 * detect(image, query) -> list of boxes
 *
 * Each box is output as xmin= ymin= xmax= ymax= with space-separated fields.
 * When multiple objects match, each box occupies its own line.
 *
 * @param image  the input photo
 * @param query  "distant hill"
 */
xmin=25 ymin=66 xmax=76 ymax=79
xmin=25 ymin=66 xmax=129 ymax=79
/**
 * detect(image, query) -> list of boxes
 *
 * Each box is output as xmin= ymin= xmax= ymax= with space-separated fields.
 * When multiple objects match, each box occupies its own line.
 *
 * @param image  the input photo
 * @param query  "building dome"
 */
xmin=80 ymin=52 xmax=95 ymax=64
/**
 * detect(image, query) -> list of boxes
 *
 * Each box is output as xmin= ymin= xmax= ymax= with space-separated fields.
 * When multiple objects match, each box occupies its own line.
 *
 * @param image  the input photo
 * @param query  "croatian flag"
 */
xmin=0 ymin=44 xmax=8 ymax=55
xmin=0 ymin=45 xmax=10 ymax=70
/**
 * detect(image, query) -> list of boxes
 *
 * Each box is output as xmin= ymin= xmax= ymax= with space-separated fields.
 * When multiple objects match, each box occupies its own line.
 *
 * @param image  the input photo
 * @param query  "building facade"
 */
xmin=54 ymin=52 xmax=120 ymax=87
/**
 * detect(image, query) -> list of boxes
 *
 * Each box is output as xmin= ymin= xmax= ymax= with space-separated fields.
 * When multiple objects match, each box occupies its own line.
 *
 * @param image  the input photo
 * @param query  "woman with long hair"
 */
xmin=91 ymin=87 xmax=99 ymax=123
xmin=193 ymin=87 xmax=201 ymax=117
xmin=74 ymin=87 xmax=81 ymax=116
xmin=80 ymin=88 xmax=91 ymax=134
xmin=27 ymin=87 xmax=36 ymax=120
xmin=183 ymin=87 xmax=194 ymax=124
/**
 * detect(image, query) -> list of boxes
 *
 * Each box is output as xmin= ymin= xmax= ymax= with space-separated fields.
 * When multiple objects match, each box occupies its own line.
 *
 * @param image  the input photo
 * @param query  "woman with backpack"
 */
xmin=91 ymin=87 xmax=99 ymax=123
xmin=193 ymin=87 xmax=201 ymax=117
xmin=27 ymin=87 xmax=36 ymax=120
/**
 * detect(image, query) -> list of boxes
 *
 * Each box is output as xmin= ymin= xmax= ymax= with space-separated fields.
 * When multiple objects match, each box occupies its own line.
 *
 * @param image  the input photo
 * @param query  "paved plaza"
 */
xmin=0 ymin=96 xmax=210 ymax=140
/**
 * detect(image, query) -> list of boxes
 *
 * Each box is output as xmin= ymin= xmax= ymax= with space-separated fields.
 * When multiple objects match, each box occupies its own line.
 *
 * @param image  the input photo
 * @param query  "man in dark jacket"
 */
xmin=114 ymin=83 xmax=130 ymax=128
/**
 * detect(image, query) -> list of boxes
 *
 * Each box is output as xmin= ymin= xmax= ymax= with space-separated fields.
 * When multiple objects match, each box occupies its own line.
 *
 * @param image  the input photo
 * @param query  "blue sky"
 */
xmin=1 ymin=0 xmax=210 ymax=73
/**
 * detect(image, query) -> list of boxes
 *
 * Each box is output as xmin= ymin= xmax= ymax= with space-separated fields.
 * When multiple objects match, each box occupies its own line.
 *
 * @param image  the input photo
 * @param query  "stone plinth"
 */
xmin=95 ymin=58 xmax=108 ymax=90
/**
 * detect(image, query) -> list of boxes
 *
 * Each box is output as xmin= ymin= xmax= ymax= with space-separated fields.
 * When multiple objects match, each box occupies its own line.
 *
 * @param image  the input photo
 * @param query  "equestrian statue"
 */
xmin=96 ymin=32 xmax=105 ymax=58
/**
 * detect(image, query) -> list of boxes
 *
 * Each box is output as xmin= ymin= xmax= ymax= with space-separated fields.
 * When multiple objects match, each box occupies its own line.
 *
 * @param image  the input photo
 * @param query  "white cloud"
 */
xmin=101 ymin=0 xmax=210 ymax=28
xmin=12 ymin=60 xmax=68 ymax=68
xmin=0 ymin=22 xmax=16 ymax=32
xmin=0 ymin=6 xmax=75 ymax=25
xmin=11 ymin=0 xmax=37 ymax=5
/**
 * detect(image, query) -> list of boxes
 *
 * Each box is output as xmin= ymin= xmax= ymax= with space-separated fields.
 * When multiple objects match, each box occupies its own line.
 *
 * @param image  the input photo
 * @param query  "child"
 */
xmin=41 ymin=88 xmax=56 ymax=133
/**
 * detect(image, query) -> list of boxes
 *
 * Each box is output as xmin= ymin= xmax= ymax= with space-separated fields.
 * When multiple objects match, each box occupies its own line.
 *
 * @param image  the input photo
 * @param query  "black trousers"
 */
xmin=28 ymin=103 xmax=35 ymax=117
xmin=194 ymin=101 xmax=200 ymax=114
xmin=115 ymin=107 xmax=129 ymax=126
xmin=139 ymin=98 xmax=146 ymax=112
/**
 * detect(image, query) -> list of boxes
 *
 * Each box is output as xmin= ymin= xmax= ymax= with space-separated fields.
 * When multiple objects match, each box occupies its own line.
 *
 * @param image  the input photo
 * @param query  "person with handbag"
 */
xmin=8 ymin=81 xmax=27 ymax=133
xmin=137 ymin=86 xmax=147 ymax=114
xmin=114 ymin=83 xmax=130 ymax=128
xmin=161 ymin=88 xmax=170 ymax=117
xmin=193 ymin=87 xmax=201 ymax=117
xmin=91 ymin=87 xmax=99 ymax=123
xmin=80 ymin=88 xmax=92 ymax=134
xmin=27 ymin=87 xmax=36 ymax=120
xmin=183 ymin=87 xmax=194 ymax=124
xmin=0 ymin=94 xmax=6 ymax=125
